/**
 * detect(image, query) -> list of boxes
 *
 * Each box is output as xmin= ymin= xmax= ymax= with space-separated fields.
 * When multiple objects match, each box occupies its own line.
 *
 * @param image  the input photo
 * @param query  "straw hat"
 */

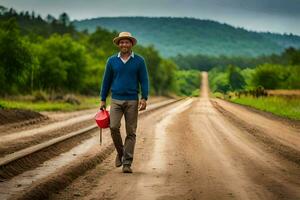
xmin=113 ymin=32 xmax=137 ymax=46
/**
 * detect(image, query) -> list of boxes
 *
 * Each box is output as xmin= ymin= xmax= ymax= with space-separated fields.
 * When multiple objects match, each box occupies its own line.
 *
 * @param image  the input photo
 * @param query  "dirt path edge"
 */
xmin=13 ymin=144 xmax=115 ymax=200
xmin=210 ymin=99 xmax=300 ymax=166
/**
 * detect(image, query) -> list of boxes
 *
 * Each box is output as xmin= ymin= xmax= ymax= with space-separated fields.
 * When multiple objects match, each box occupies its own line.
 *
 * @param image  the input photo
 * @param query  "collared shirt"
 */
xmin=117 ymin=51 xmax=135 ymax=64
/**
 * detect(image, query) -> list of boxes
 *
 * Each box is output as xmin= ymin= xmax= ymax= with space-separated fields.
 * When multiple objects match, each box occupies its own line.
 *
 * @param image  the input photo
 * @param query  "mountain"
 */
xmin=73 ymin=17 xmax=300 ymax=57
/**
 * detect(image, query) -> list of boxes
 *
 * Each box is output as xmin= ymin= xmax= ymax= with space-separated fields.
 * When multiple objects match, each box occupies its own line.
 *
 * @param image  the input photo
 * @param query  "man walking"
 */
xmin=100 ymin=32 xmax=149 ymax=173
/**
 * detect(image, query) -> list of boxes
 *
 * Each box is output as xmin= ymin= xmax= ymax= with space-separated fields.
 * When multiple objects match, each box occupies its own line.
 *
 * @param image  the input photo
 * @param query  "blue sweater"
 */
xmin=100 ymin=53 xmax=149 ymax=101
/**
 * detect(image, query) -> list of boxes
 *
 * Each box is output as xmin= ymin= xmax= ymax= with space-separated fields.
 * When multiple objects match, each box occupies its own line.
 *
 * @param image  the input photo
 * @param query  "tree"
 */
xmin=208 ymin=68 xmax=230 ymax=93
xmin=58 ymin=12 xmax=70 ymax=26
xmin=37 ymin=14 xmax=43 ymax=21
xmin=174 ymin=70 xmax=200 ymax=96
xmin=31 ymin=11 xmax=35 ymax=19
xmin=228 ymin=65 xmax=245 ymax=91
xmin=37 ymin=34 xmax=87 ymax=92
xmin=282 ymin=47 xmax=300 ymax=65
xmin=24 ymin=11 xmax=30 ymax=19
xmin=8 ymin=8 xmax=17 ymax=15
xmin=286 ymin=66 xmax=300 ymax=89
xmin=46 ymin=14 xmax=55 ymax=23
xmin=154 ymin=59 xmax=178 ymax=95
xmin=135 ymin=45 xmax=162 ymax=95
xmin=0 ymin=6 xmax=8 ymax=15
xmin=0 ymin=18 xmax=33 ymax=94
xmin=251 ymin=64 xmax=282 ymax=89
xmin=88 ymin=27 xmax=117 ymax=58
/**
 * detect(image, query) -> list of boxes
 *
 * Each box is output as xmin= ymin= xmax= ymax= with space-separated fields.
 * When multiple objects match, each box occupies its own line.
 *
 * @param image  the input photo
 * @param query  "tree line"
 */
xmin=208 ymin=50 xmax=300 ymax=94
xmin=0 ymin=7 xmax=200 ymax=97
xmin=172 ymin=48 xmax=300 ymax=71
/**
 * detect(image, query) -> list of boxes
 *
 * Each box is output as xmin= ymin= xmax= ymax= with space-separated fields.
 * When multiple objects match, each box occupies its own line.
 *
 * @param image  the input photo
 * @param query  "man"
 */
xmin=100 ymin=32 xmax=149 ymax=173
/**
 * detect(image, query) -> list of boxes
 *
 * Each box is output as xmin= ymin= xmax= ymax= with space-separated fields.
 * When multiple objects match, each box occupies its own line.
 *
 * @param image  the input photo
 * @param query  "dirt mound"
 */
xmin=0 ymin=109 xmax=47 ymax=125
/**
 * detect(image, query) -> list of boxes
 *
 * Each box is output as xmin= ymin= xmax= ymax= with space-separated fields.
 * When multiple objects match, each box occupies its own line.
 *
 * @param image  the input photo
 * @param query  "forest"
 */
xmin=74 ymin=16 xmax=300 ymax=57
xmin=0 ymin=6 xmax=199 ymax=99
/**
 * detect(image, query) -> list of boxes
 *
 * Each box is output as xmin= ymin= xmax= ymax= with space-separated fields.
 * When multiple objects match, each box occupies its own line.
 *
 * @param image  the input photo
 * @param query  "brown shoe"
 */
xmin=115 ymin=154 xmax=122 ymax=168
xmin=122 ymin=165 xmax=132 ymax=173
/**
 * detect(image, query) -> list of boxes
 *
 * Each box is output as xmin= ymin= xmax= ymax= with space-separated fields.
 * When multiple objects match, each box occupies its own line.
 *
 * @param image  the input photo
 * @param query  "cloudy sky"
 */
xmin=1 ymin=0 xmax=300 ymax=35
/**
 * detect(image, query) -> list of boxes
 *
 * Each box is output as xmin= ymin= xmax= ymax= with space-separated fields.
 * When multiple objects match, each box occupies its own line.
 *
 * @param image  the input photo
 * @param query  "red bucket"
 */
xmin=95 ymin=110 xmax=110 ymax=129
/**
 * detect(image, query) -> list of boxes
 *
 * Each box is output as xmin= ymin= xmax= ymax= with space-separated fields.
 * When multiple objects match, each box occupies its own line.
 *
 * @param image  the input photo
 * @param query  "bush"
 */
xmin=49 ymin=93 xmax=64 ymax=101
xmin=213 ymin=92 xmax=224 ymax=99
xmin=191 ymin=89 xmax=200 ymax=97
xmin=33 ymin=90 xmax=48 ymax=102
xmin=251 ymin=64 xmax=283 ymax=89
xmin=64 ymin=94 xmax=81 ymax=105
xmin=174 ymin=70 xmax=200 ymax=96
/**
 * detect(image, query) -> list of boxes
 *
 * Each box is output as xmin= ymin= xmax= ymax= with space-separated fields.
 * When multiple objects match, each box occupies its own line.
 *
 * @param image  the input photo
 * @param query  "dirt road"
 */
xmin=50 ymin=72 xmax=299 ymax=200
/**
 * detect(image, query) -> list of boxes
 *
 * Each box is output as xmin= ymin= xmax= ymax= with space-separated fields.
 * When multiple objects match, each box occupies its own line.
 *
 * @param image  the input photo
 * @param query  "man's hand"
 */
xmin=139 ymin=99 xmax=147 ymax=111
xmin=100 ymin=101 xmax=106 ymax=110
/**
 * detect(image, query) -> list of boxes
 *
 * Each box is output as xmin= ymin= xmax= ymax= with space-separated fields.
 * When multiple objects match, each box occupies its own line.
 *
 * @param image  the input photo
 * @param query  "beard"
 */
xmin=120 ymin=48 xmax=131 ymax=54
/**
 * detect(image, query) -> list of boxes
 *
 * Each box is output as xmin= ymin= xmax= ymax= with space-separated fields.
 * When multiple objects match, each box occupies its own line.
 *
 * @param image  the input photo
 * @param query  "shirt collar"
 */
xmin=117 ymin=51 xmax=134 ymax=58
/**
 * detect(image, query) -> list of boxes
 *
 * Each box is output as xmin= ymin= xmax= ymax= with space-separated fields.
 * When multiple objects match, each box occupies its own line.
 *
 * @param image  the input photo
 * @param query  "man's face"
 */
xmin=118 ymin=39 xmax=133 ymax=54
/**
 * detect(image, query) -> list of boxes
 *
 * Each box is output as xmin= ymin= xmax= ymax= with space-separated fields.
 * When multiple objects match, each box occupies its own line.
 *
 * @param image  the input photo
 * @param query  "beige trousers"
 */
xmin=110 ymin=99 xmax=138 ymax=166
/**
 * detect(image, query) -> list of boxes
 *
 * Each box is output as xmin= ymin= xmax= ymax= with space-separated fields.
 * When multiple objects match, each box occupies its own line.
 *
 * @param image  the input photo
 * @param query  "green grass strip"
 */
xmin=230 ymin=96 xmax=300 ymax=120
xmin=0 ymin=97 xmax=102 ymax=112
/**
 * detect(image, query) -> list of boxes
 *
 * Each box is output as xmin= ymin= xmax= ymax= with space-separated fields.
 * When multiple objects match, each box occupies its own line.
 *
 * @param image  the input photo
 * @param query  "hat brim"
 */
xmin=113 ymin=36 xmax=137 ymax=46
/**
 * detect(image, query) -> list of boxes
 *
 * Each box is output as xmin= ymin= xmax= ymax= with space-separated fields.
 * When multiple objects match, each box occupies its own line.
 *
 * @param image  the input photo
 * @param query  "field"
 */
xmin=230 ymin=95 xmax=300 ymax=120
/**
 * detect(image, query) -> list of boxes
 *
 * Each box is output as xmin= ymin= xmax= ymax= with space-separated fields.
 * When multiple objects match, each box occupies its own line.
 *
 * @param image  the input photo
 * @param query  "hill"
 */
xmin=73 ymin=17 xmax=300 ymax=57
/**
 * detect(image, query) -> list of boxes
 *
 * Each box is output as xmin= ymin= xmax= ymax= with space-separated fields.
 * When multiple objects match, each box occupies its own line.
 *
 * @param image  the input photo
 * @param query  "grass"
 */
xmin=0 ymin=96 xmax=103 ymax=112
xmin=230 ymin=96 xmax=300 ymax=120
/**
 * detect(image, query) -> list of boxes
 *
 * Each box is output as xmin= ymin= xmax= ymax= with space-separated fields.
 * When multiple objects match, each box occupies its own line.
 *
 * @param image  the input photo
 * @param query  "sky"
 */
xmin=1 ymin=0 xmax=300 ymax=35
